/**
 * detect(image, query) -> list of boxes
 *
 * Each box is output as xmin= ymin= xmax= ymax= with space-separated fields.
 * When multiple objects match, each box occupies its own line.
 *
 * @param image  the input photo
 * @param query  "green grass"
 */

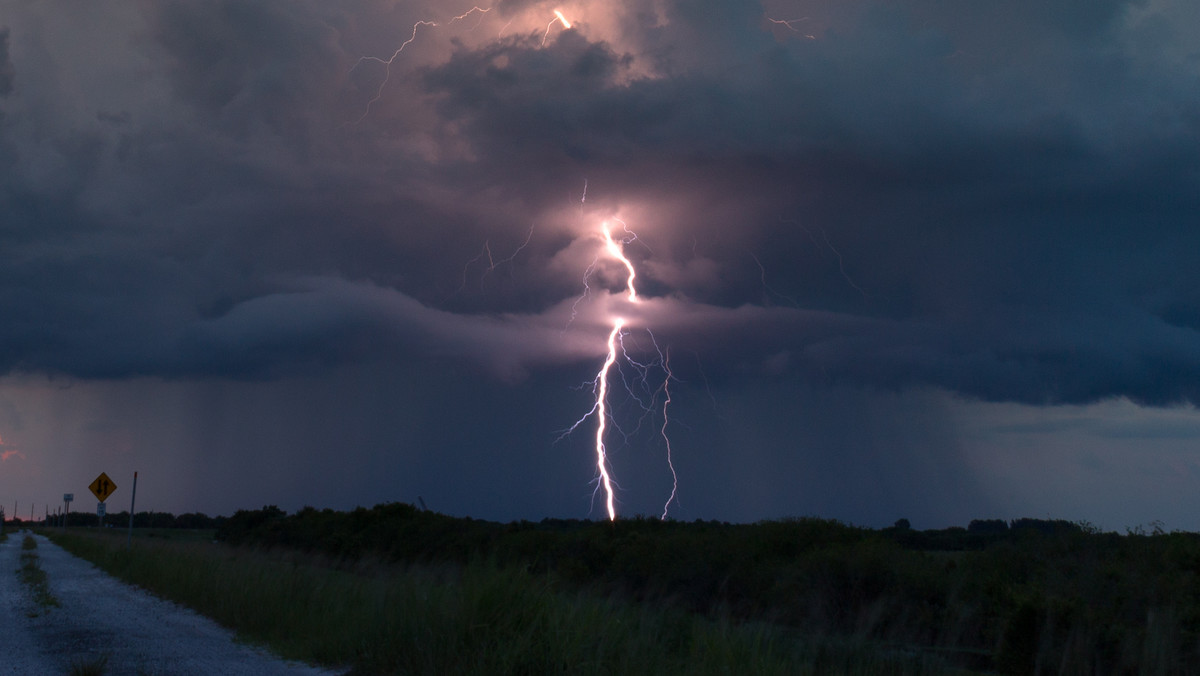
xmin=45 ymin=530 xmax=966 ymax=675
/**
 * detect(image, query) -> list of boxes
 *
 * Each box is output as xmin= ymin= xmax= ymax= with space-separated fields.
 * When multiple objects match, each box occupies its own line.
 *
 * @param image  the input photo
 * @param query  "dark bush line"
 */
xmin=9 ymin=511 xmax=225 ymax=529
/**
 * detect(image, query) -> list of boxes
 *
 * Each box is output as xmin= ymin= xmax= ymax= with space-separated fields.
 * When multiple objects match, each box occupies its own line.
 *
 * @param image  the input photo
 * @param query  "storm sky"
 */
xmin=2 ymin=0 xmax=1200 ymax=529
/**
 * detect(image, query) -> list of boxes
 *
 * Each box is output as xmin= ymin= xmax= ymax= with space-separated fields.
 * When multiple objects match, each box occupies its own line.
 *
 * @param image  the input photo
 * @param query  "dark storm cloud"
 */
xmin=1 ymin=0 xmax=1199 ymax=406
xmin=149 ymin=1 xmax=348 ymax=142
xmin=0 ymin=27 xmax=13 ymax=96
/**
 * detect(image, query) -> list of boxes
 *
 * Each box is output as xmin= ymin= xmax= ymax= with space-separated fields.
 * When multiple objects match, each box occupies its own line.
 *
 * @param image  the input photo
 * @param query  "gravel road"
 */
xmin=0 ymin=531 xmax=345 ymax=676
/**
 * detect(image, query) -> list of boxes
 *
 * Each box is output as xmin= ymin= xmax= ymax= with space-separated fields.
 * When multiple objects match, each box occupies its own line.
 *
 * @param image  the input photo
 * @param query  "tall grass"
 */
xmin=46 ymin=531 xmax=962 ymax=675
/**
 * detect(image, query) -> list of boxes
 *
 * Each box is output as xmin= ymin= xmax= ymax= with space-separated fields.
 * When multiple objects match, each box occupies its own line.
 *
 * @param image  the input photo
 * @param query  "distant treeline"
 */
xmin=214 ymin=504 xmax=1093 ymax=559
xmin=213 ymin=504 xmax=1200 ymax=674
xmin=8 ymin=511 xmax=225 ymax=529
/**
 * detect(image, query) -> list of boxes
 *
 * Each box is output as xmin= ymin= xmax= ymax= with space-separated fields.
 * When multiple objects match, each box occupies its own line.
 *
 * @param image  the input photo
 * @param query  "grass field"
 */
xmin=45 ymin=528 xmax=968 ymax=675
xmin=38 ymin=505 xmax=1200 ymax=674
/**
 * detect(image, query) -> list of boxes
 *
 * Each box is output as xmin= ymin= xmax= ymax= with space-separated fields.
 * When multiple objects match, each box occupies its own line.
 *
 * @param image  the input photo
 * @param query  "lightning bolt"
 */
xmin=559 ymin=205 xmax=682 ymax=521
xmin=455 ymin=194 xmax=680 ymax=523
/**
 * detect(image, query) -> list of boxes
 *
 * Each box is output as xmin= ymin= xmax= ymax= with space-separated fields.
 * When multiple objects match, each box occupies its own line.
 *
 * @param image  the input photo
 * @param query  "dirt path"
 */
xmin=0 ymin=531 xmax=344 ymax=676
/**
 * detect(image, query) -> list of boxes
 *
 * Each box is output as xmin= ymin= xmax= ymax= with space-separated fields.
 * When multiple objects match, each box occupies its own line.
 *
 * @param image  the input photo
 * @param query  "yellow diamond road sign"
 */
xmin=89 ymin=472 xmax=117 ymax=503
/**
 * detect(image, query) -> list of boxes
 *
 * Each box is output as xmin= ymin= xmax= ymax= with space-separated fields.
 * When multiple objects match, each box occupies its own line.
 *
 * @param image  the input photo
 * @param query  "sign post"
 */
xmin=126 ymin=471 xmax=138 ymax=550
xmin=88 ymin=472 xmax=116 ymax=528
xmin=88 ymin=473 xmax=117 ymax=503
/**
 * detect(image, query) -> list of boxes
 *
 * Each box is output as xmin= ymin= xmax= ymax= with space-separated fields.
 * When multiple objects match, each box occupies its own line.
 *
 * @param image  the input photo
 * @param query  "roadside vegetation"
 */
xmin=42 ymin=505 xmax=1200 ymax=674
xmin=18 ymin=534 xmax=59 ymax=614
xmin=47 ymin=527 xmax=954 ymax=675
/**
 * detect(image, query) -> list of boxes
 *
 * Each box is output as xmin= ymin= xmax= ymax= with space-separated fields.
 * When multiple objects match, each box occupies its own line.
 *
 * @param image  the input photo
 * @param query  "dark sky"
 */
xmin=2 ymin=0 xmax=1200 ymax=529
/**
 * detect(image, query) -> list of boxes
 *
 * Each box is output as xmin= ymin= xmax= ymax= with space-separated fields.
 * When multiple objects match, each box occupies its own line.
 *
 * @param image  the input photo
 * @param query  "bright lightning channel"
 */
xmin=593 ymin=220 xmax=638 ymax=520
xmin=593 ymin=318 xmax=624 ymax=521
xmin=602 ymin=221 xmax=638 ymax=302
xmin=542 ymin=9 xmax=573 ymax=46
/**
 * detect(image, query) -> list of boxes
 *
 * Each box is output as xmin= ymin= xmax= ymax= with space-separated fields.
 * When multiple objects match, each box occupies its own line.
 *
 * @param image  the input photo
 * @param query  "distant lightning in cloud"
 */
xmin=457 ymin=224 xmax=536 ymax=293
xmin=542 ymin=9 xmax=572 ymax=46
xmin=779 ymin=217 xmax=869 ymax=300
xmin=752 ymin=253 xmax=799 ymax=307
xmin=820 ymin=230 xmax=869 ymax=299
xmin=348 ymin=6 xmax=491 ymax=124
xmin=0 ymin=435 xmax=24 ymax=462
xmin=766 ymin=15 xmax=815 ymax=39
xmin=351 ymin=6 xmax=577 ymax=123
xmin=767 ymin=16 xmax=807 ymax=31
